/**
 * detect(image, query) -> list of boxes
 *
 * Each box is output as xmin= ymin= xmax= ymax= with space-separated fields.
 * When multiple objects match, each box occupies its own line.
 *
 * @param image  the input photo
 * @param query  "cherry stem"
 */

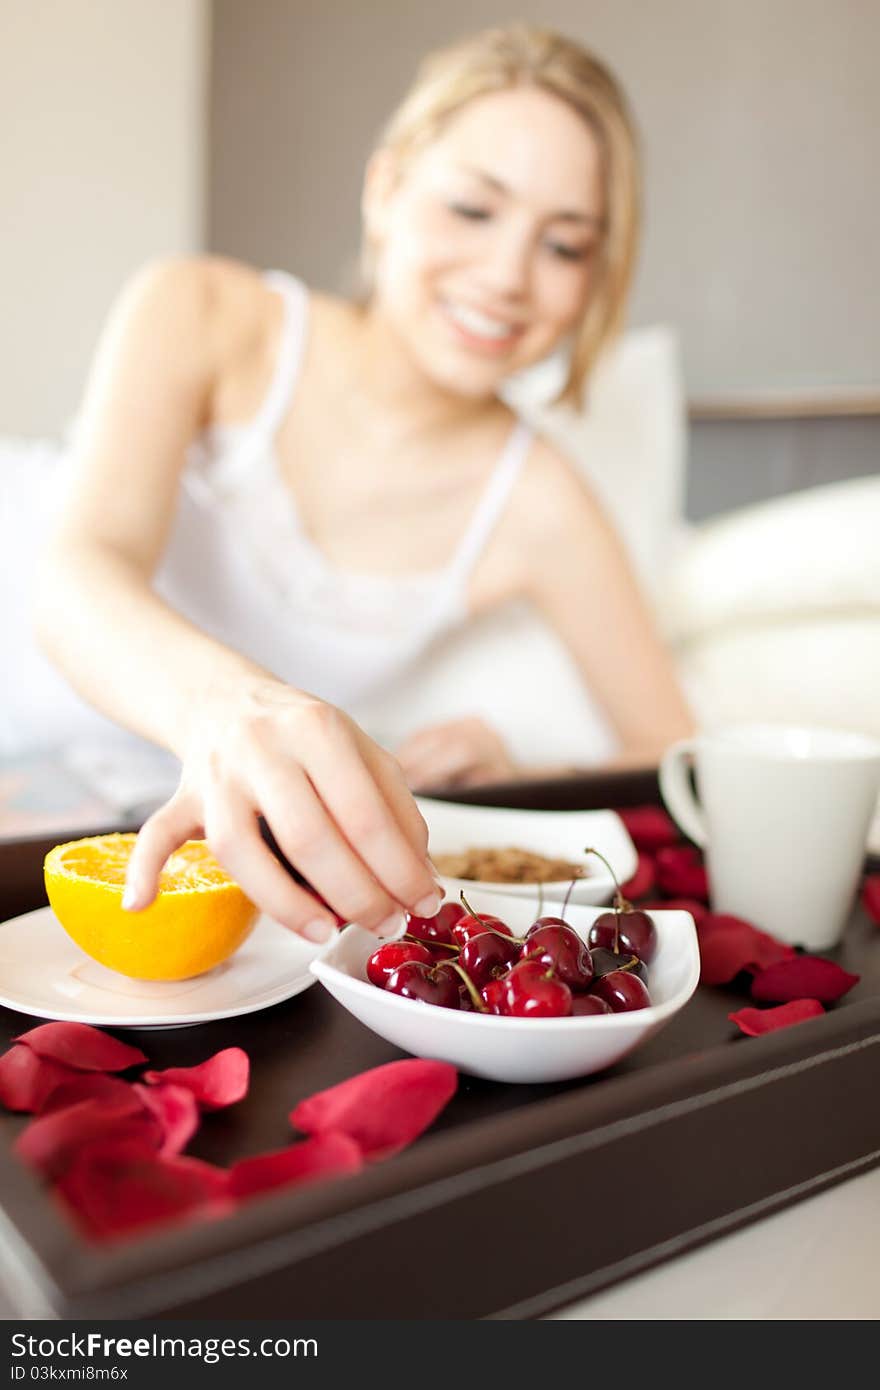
xmin=583 ymin=846 xmax=629 ymax=955
xmin=618 ymin=955 xmax=641 ymax=974
xmin=404 ymin=934 xmax=459 ymax=954
xmin=560 ymin=864 xmax=583 ymax=919
xmin=537 ymin=881 xmax=544 ymax=919
xmin=459 ymin=890 xmax=521 ymax=942
xmin=444 ymin=960 xmax=488 ymax=1012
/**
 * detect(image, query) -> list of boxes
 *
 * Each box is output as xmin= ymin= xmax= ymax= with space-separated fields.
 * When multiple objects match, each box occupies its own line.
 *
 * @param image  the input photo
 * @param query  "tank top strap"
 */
xmin=249 ymin=269 xmax=310 ymax=443
xmin=196 ymin=269 xmax=309 ymax=491
xmin=444 ymin=418 xmax=534 ymax=594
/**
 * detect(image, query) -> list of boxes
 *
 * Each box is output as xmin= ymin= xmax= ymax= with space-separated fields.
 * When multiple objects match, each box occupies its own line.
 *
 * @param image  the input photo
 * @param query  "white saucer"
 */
xmin=0 ymin=907 xmax=320 ymax=1029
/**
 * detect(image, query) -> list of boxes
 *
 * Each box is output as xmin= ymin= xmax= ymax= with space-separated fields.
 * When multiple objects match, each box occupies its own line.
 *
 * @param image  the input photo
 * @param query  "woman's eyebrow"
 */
xmin=457 ymin=163 xmax=600 ymax=226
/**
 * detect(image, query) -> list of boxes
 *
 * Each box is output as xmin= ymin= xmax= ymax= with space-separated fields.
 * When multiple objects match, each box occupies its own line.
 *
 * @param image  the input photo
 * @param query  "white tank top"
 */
xmin=154 ymin=270 xmax=535 ymax=711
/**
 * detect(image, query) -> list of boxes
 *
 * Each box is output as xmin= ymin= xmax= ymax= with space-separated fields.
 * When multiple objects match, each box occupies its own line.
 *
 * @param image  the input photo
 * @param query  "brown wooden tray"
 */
xmin=1 ymin=771 xmax=878 ymax=1319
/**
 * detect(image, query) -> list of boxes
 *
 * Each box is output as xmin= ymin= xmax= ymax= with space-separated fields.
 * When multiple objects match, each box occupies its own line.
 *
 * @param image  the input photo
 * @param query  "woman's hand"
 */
xmin=395 ymin=716 xmax=518 ymax=792
xmin=123 ymin=680 xmax=441 ymax=943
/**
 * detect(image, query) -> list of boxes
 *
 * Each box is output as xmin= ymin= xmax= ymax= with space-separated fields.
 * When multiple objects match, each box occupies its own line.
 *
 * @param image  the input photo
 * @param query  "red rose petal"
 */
xmin=697 ymin=913 xmax=796 ymax=985
xmin=640 ymin=898 xmax=709 ymax=927
xmin=729 ymin=1000 xmax=825 ymax=1036
xmin=39 ymin=1073 xmax=140 ymax=1116
xmin=15 ymin=1022 xmax=147 ymax=1073
xmin=15 ymin=1098 xmax=161 ymax=1179
xmin=750 ymin=956 xmax=860 ymax=1004
xmin=862 ymin=875 xmax=880 ymax=925
xmin=56 ymin=1141 xmax=231 ymax=1242
xmin=134 ymin=1083 xmax=200 ymax=1155
xmin=228 ymin=1132 xmax=363 ymax=1200
xmin=699 ymin=928 xmax=758 ymax=987
xmin=655 ymin=846 xmax=709 ymax=901
xmin=290 ymin=1059 xmax=458 ymax=1161
xmin=142 ymin=1047 xmax=249 ymax=1110
xmin=621 ymin=853 xmax=655 ymax=900
xmin=0 ymin=1045 xmax=81 ymax=1114
xmin=616 ymin=806 xmax=680 ymax=851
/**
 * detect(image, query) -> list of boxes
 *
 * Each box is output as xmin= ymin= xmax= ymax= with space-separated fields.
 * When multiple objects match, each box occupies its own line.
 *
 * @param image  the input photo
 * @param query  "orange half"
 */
xmin=43 ymin=834 xmax=259 ymax=981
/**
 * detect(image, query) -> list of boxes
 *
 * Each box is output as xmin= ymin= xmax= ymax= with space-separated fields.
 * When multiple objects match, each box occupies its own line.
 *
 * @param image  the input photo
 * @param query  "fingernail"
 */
xmin=302 ymin=919 xmax=335 ymax=944
xmin=121 ymin=883 xmax=142 ymax=912
xmin=413 ymin=891 xmax=442 ymax=919
xmin=375 ymin=910 xmax=406 ymax=939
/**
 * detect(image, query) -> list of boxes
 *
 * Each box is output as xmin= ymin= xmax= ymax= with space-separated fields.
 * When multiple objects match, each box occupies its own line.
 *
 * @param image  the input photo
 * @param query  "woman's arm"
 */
xmin=35 ymin=259 xmax=439 ymax=938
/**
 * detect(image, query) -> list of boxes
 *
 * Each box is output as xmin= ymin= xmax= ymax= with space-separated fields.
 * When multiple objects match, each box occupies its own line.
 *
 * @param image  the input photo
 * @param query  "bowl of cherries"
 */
xmin=311 ymin=851 xmax=700 ymax=1084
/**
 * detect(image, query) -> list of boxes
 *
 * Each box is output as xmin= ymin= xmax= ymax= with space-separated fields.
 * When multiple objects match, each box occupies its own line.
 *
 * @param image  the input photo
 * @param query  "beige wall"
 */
xmin=0 ymin=0 xmax=209 ymax=435
xmin=209 ymin=0 xmax=880 ymax=402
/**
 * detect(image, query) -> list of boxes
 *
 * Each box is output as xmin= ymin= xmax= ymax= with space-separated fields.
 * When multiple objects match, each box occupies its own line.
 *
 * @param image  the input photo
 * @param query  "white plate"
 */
xmin=417 ymin=797 xmax=637 ymax=907
xmin=0 ymin=907 xmax=319 ymax=1029
xmin=312 ymin=887 xmax=700 ymax=1085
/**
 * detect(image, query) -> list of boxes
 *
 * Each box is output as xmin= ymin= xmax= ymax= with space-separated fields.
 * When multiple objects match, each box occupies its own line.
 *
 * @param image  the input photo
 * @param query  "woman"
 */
xmin=35 ymin=25 xmax=693 ymax=943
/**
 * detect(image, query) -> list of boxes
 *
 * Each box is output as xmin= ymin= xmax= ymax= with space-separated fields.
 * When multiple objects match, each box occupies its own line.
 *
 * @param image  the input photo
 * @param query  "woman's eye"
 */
xmin=546 ymin=241 xmax=591 ymax=262
xmin=448 ymin=202 xmax=491 ymax=221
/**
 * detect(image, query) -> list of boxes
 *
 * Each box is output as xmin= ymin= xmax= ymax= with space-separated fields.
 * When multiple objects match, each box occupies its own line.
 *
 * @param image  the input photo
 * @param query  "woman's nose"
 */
xmin=475 ymin=224 xmax=533 ymax=301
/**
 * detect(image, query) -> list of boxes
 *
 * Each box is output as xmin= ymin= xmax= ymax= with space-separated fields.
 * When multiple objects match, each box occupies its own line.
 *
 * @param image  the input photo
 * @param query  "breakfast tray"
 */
xmin=1 ymin=770 xmax=878 ymax=1320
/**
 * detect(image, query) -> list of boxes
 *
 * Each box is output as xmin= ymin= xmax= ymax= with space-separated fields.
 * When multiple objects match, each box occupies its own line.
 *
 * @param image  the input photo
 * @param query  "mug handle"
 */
xmin=659 ymin=738 xmax=708 ymax=847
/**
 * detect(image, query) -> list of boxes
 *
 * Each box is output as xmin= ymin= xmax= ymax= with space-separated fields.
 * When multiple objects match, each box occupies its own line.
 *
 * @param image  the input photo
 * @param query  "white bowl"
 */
xmin=311 ymin=888 xmax=700 ymax=1085
xmin=416 ymin=797 xmax=637 ymax=908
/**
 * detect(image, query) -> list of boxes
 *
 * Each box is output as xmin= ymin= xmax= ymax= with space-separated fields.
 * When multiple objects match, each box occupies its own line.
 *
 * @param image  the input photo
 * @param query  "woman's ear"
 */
xmin=361 ymin=147 xmax=400 ymax=246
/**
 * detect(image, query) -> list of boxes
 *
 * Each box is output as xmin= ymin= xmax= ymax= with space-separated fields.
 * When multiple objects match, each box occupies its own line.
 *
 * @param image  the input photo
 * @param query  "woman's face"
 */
xmin=366 ymin=85 xmax=604 ymax=399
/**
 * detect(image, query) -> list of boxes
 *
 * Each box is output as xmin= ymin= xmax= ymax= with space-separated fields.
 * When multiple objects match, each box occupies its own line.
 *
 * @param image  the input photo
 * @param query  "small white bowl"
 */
xmin=416 ymin=797 xmax=637 ymax=908
xmin=311 ymin=888 xmax=700 ymax=1085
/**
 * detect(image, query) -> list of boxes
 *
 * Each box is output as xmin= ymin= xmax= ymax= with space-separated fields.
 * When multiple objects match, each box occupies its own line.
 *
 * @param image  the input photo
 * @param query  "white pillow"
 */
xmin=661 ymin=475 xmax=880 ymax=644
xmin=675 ymin=617 xmax=880 ymax=741
xmin=663 ymin=475 xmax=880 ymax=757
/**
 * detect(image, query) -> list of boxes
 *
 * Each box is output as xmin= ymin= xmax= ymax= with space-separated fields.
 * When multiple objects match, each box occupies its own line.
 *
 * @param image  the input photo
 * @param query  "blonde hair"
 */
xmin=366 ymin=25 xmax=641 ymax=407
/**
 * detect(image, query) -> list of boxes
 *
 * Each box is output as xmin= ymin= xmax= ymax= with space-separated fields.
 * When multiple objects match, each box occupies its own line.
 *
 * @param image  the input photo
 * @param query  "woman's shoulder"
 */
xmin=115 ymin=255 xmax=285 ymax=368
xmin=472 ymin=416 xmax=605 ymax=607
xmin=511 ymin=425 xmax=602 ymax=539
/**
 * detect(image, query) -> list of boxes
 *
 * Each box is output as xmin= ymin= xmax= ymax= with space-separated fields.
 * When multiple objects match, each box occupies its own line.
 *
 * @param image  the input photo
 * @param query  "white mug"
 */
xmin=659 ymin=723 xmax=880 ymax=951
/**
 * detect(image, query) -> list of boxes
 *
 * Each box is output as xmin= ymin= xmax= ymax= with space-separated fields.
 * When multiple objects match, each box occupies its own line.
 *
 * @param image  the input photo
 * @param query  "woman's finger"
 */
xmin=357 ymin=738 xmax=431 ymax=854
xmin=301 ymin=720 xmax=440 ymax=919
xmin=123 ymin=788 xmax=203 ymax=910
xmin=202 ymin=789 xmax=338 ymax=941
xmin=253 ymin=762 xmax=402 ymax=935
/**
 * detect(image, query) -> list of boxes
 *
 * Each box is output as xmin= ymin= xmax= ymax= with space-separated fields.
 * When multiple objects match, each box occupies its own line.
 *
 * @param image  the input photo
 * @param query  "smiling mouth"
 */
xmin=440 ymin=299 xmax=525 ymax=351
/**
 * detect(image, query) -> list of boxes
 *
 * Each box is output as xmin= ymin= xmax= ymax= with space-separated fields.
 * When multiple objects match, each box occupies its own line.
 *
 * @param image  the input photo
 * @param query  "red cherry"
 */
xmin=525 ymin=915 xmax=569 ymax=937
xmin=592 ymin=970 xmax=652 ymax=1013
xmin=405 ymin=912 xmax=456 ymax=948
xmin=459 ymin=931 xmax=521 ymax=989
xmin=590 ymin=947 xmax=648 ymax=985
xmin=451 ymin=913 xmax=513 ymax=949
xmin=422 ymin=941 xmax=462 ymax=964
xmin=479 ymin=977 xmax=510 ymax=1015
xmin=520 ymin=924 xmax=594 ymax=991
xmin=435 ymin=901 xmax=466 ymax=932
xmin=588 ymin=909 xmax=657 ymax=963
xmin=571 ymin=994 xmax=613 ymax=1016
xmin=384 ymin=961 xmax=461 ymax=1010
xmin=366 ymin=940 xmax=433 ymax=987
xmin=502 ymin=960 xmax=572 ymax=1018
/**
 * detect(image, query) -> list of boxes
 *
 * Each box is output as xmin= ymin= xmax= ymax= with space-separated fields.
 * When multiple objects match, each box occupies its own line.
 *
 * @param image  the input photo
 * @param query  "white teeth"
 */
xmin=446 ymin=301 xmax=516 ymax=340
